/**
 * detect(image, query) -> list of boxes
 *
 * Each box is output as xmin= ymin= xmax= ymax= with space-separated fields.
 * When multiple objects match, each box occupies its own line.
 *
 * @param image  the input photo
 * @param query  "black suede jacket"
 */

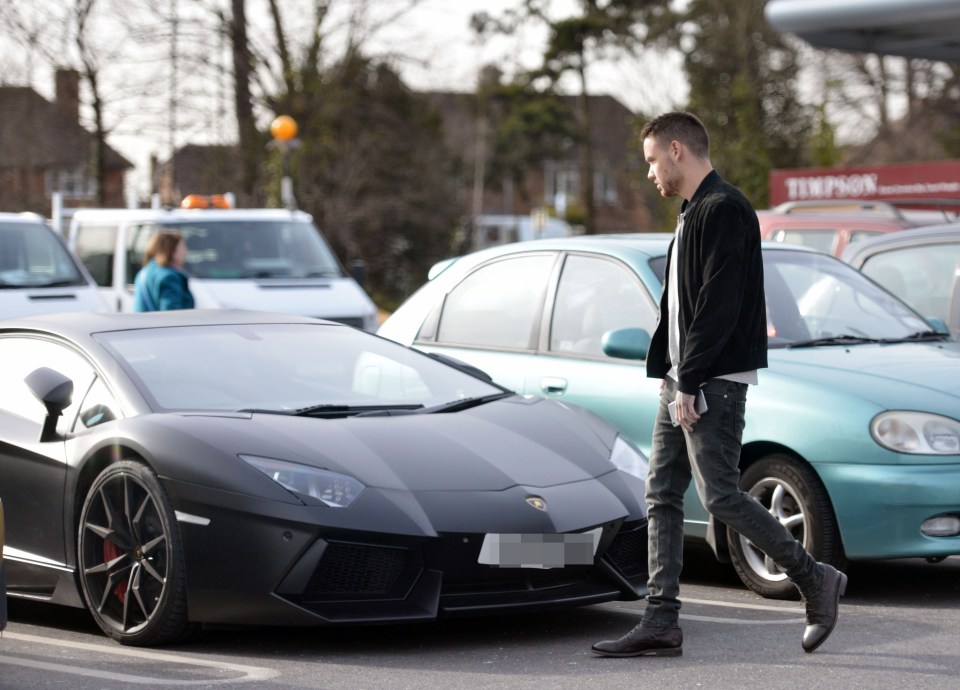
xmin=647 ymin=170 xmax=768 ymax=394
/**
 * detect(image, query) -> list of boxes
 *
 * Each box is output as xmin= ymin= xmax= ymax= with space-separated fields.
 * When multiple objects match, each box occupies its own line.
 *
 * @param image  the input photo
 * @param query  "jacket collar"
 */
xmin=681 ymin=169 xmax=721 ymax=214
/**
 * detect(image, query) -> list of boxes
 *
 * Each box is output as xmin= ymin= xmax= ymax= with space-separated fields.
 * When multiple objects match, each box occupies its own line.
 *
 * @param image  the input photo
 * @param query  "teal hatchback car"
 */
xmin=379 ymin=235 xmax=960 ymax=599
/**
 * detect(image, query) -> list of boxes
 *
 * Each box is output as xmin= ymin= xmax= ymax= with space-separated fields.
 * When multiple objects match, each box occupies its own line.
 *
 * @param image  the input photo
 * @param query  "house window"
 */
xmin=45 ymin=167 xmax=97 ymax=199
xmin=544 ymin=162 xmax=618 ymax=207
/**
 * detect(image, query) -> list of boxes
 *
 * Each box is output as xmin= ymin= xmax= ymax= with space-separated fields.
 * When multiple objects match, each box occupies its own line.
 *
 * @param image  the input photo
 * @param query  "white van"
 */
xmin=67 ymin=197 xmax=379 ymax=330
xmin=0 ymin=212 xmax=107 ymax=318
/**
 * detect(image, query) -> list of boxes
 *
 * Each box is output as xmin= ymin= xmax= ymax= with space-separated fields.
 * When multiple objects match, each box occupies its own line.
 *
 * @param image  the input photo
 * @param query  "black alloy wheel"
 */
xmin=78 ymin=460 xmax=194 ymax=645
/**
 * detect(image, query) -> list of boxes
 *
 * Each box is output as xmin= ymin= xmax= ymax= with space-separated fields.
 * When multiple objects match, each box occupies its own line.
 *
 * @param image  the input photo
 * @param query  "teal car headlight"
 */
xmin=610 ymin=435 xmax=648 ymax=481
xmin=240 ymin=455 xmax=365 ymax=507
xmin=871 ymin=412 xmax=960 ymax=455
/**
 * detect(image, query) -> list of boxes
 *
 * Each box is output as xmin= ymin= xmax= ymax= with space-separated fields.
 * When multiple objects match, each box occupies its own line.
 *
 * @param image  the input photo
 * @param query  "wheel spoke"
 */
xmin=769 ymin=483 xmax=787 ymax=520
xmin=783 ymin=512 xmax=805 ymax=531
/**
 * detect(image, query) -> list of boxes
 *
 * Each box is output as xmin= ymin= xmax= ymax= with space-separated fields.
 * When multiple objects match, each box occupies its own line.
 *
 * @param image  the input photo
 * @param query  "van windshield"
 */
xmin=158 ymin=220 xmax=344 ymax=280
xmin=0 ymin=221 xmax=87 ymax=288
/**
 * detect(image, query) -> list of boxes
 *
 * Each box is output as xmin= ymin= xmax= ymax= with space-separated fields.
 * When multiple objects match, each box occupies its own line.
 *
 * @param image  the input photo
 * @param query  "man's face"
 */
xmin=643 ymin=136 xmax=682 ymax=198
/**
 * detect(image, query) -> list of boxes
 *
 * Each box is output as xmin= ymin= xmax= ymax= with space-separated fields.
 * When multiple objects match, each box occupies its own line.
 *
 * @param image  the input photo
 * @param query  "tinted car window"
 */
xmin=126 ymin=223 xmax=158 ymax=286
xmin=437 ymin=254 xmax=555 ymax=349
xmin=73 ymin=224 xmax=117 ymax=287
xmin=0 ymin=221 xmax=87 ymax=288
xmin=551 ymin=254 xmax=657 ymax=357
xmin=772 ymin=229 xmax=837 ymax=254
xmin=860 ymin=242 xmax=960 ymax=323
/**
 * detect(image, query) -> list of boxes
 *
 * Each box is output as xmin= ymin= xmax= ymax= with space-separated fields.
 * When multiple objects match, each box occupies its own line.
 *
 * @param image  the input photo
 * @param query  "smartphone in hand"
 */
xmin=668 ymin=389 xmax=708 ymax=427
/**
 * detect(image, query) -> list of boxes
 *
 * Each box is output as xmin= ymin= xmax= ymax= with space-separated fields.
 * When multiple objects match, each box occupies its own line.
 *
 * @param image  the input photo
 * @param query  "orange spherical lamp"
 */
xmin=270 ymin=115 xmax=298 ymax=143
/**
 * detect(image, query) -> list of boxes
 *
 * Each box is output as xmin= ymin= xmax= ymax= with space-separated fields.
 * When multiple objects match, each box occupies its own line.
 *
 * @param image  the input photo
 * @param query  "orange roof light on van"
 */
xmin=180 ymin=194 xmax=234 ymax=210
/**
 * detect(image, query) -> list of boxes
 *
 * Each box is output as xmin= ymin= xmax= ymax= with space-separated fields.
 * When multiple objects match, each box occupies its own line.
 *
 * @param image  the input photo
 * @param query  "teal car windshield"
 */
xmin=763 ymin=250 xmax=933 ymax=347
xmin=653 ymin=250 xmax=934 ymax=348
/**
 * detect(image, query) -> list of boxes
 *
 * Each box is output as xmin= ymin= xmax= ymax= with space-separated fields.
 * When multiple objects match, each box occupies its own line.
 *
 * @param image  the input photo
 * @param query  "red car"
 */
xmin=756 ymin=200 xmax=930 ymax=257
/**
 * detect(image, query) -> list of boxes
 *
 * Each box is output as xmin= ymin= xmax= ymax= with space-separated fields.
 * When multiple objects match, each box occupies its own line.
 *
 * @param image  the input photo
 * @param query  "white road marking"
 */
xmin=603 ymin=596 xmax=806 ymax=624
xmin=0 ymin=632 xmax=279 ymax=685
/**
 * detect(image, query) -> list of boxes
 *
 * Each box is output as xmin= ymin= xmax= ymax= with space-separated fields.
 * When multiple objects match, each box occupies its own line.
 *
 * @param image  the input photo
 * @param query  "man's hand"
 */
xmin=675 ymin=390 xmax=701 ymax=432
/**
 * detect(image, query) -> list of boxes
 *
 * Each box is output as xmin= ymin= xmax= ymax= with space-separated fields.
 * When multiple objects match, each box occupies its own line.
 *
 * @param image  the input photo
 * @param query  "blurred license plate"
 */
xmin=477 ymin=528 xmax=602 ymax=569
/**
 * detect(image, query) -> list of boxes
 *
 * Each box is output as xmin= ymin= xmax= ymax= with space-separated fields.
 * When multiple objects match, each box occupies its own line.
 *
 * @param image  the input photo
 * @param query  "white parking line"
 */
xmin=682 ymin=597 xmax=805 ymax=624
xmin=0 ymin=632 xmax=279 ymax=685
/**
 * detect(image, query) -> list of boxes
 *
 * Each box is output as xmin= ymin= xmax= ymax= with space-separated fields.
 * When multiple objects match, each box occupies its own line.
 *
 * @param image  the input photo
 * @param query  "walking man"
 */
xmin=592 ymin=112 xmax=846 ymax=658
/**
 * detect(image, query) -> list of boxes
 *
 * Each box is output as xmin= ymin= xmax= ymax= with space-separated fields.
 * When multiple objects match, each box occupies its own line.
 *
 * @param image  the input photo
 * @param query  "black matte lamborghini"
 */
xmin=0 ymin=310 xmax=648 ymax=646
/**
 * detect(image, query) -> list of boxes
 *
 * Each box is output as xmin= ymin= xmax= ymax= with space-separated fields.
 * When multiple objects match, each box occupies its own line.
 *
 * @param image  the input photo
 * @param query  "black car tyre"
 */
xmin=78 ymin=460 xmax=195 ymax=646
xmin=727 ymin=453 xmax=846 ymax=600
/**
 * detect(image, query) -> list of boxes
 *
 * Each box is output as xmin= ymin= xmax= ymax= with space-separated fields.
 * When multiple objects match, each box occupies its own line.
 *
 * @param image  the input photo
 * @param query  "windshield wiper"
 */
xmin=878 ymin=330 xmax=951 ymax=344
xmin=293 ymin=403 xmax=424 ymax=417
xmin=418 ymin=392 xmax=513 ymax=414
xmin=786 ymin=335 xmax=881 ymax=349
xmin=236 ymin=404 xmax=424 ymax=417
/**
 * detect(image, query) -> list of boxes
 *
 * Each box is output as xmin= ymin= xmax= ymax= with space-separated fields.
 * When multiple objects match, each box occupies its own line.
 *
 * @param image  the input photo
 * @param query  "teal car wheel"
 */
xmin=727 ymin=454 xmax=846 ymax=600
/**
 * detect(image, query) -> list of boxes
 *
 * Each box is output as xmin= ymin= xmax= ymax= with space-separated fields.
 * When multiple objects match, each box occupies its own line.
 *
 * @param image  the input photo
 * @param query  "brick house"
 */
xmin=423 ymin=91 xmax=653 ymax=235
xmin=0 ymin=69 xmax=131 ymax=215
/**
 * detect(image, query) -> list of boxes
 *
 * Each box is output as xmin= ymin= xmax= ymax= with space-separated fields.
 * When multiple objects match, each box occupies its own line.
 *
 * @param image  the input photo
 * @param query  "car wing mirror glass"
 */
xmin=925 ymin=317 xmax=950 ymax=335
xmin=602 ymin=327 xmax=650 ymax=360
xmin=25 ymin=367 xmax=73 ymax=442
xmin=80 ymin=404 xmax=117 ymax=429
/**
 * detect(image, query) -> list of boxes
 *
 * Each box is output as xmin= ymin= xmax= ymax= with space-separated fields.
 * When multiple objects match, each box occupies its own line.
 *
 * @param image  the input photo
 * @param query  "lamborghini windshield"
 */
xmin=97 ymin=322 xmax=506 ymax=412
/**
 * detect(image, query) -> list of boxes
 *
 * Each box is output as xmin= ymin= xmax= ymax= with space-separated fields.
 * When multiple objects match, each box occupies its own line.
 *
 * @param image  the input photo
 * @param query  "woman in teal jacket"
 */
xmin=133 ymin=230 xmax=195 ymax=311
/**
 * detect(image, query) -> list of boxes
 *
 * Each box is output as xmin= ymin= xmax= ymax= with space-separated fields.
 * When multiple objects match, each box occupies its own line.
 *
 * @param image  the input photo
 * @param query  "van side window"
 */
xmin=126 ymin=223 xmax=157 ymax=286
xmin=74 ymin=224 xmax=117 ymax=287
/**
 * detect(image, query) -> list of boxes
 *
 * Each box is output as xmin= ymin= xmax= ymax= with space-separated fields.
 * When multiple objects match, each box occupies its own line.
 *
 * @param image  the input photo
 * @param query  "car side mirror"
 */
xmin=25 ymin=367 xmax=73 ymax=442
xmin=602 ymin=327 xmax=651 ymax=360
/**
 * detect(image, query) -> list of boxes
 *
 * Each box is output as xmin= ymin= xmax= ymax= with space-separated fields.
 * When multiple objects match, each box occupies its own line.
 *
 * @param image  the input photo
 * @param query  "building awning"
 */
xmin=765 ymin=0 xmax=960 ymax=62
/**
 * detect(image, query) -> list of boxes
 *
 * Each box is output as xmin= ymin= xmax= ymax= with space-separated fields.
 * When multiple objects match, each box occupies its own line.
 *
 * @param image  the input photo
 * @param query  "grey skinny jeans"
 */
xmin=641 ymin=377 xmax=822 ymax=629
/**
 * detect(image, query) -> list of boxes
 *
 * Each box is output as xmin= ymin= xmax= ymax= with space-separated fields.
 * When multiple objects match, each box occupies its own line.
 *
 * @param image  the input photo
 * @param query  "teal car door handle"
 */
xmin=540 ymin=377 xmax=568 ymax=394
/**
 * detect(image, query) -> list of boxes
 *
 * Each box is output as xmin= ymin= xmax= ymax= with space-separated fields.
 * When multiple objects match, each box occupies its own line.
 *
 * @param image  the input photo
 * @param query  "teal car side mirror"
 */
xmin=602 ymin=327 xmax=651 ymax=360
xmin=925 ymin=317 xmax=950 ymax=335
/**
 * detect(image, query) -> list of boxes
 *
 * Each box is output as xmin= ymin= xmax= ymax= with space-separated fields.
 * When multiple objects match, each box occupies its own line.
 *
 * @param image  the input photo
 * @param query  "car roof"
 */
xmin=0 ymin=309 xmax=333 ymax=340
xmin=69 ymin=208 xmax=313 ymax=223
xmin=755 ymin=209 xmax=913 ymax=231
xmin=0 ymin=212 xmax=51 ymax=225
xmin=841 ymin=222 xmax=960 ymax=264
xmin=433 ymin=232 xmax=823 ymax=277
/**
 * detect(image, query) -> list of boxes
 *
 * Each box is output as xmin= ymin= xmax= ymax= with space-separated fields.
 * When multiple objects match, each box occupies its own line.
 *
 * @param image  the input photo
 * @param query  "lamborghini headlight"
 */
xmin=871 ymin=412 xmax=960 ymax=455
xmin=240 ymin=455 xmax=365 ymax=507
xmin=610 ymin=435 xmax=648 ymax=481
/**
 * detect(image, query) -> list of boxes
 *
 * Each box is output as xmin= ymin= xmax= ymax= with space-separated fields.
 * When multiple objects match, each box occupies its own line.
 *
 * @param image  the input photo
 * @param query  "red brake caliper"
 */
xmin=103 ymin=539 xmax=128 ymax=602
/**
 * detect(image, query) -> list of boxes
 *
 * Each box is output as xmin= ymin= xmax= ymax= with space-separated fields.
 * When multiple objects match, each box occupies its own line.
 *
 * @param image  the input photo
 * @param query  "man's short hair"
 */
xmin=640 ymin=112 xmax=710 ymax=160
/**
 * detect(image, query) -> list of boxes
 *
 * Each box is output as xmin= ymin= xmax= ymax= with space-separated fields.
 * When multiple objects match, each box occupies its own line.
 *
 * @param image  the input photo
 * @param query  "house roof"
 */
xmin=0 ymin=86 xmax=131 ymax=170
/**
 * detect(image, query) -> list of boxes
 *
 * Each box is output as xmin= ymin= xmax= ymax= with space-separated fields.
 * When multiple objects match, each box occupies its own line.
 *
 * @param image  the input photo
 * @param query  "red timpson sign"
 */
xmin=769 ymin=160 xmax=960 ymax=206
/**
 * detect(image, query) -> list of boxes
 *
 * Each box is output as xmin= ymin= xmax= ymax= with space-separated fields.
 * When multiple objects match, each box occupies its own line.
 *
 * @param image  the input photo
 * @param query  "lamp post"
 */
xmin=270 ymin=115 xmax=299 ymax=210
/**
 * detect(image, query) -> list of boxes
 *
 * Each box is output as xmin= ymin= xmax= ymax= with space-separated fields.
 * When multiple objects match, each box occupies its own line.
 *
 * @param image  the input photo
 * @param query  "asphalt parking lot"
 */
xmin=3 ymin=548 xmax=959 ymax=690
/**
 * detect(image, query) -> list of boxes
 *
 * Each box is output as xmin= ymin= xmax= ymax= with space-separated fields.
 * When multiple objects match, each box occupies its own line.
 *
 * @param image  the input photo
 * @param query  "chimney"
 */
xmin=55 ymin=68 xmax=81 ymax=122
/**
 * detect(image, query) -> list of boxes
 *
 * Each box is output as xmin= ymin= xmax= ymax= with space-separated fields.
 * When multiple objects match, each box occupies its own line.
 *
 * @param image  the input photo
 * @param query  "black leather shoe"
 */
xmin=802 ymin=563 xmax=848 ymax=653
xmin=592 ymin=624 xmax=683 ymax=657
